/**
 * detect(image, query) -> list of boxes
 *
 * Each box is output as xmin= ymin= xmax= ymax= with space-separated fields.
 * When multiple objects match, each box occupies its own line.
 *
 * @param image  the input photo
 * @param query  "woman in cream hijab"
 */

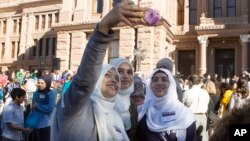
xmin=110 ymin=58 xmax=138 ymax=141
xmin=52 ymin=65 xmax=129 ymax=141
xmin=51 ymin=1 xmax=146 ymax=140
xmin=138 ymin=68 xmax=196 ymax=141
xmin=91 ymin=64 xmax=129 ymax=141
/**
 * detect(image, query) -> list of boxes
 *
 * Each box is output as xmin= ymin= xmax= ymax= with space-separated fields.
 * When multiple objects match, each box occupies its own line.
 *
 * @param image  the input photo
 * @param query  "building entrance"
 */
xmin=178 ymin=50 xmax=196 ymax=79
xmin=215 ymin=49 xmax=235 ymax=78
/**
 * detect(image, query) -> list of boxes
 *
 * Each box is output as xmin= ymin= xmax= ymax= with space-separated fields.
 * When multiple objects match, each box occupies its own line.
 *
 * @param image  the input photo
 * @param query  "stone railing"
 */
xmin=200 ymin=16 xmax=248 ymax=25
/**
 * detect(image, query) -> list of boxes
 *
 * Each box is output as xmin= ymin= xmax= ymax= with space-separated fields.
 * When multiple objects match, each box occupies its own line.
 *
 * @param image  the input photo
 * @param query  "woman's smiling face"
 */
xmin=118 ymin=62 xmax=133 ymax=90
xmin=151 ymin=71 xmax=169 ymax=97
xmin=101 ymin=68 xmax=120 ymax=98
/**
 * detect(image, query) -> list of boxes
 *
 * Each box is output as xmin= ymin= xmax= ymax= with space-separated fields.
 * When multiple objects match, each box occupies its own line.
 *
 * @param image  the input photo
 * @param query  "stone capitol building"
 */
xmin=0 ymin=0 xmax=250 ymax=78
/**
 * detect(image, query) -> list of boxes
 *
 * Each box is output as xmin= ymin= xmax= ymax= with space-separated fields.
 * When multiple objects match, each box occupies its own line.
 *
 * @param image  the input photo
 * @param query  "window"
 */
xmin=11 ymin=42 xmax=15 ymax=58
xmin=55 ymin=13 xmax=59 ymax=23
xmin=35 ymin=15 xmax=39 ymax=30
xmin=45 ymin=38 xmax=50 ymax=56
xmin=1 ymin=43 xmax=5 ymax=59
xmin=178 ymin=0 xmax=184 ymax=25
xmin=52 ymin=37 xmax=57 ymax=56
xmin=227 ymin=0 xmax=236 ymax=17
xmin=92 ymin=0 xmax=103 ymax=14
xmin=42 ymin=15 xmax=45 ymax=29
xmin=189 ymin=0 xmax=197 ymax=25
xmin=214 ymin=0 xmax=222 ymax=17
xmin=215 ymin=49 xmax=235 ymax=78
xmin=19 ymin=19 xmax=22 ymax=34
xmin=33 ymin=39 xmax=37 ymax=57
xmin=17 ymin=41 xmax=20 ymax=57
xmin=97 ymin=0 xmax=103 ymax=13
xmin=48 ymin=14 xmax=52 ymax=28
xmin=3 ymin=21 xmax=6 ymax=34
xmin=108 ymin=40 xmax=119 ymax=63
xmin=178 ymin=50 xmax=196 ymax=79
xmin=13 ymin=19 xmax=17 ymax=33
xmin=39 ymin=39 xmax=43 ymax=56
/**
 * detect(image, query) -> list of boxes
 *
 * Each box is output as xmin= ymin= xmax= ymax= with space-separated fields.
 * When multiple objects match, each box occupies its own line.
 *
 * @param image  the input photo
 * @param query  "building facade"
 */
xmin=0 ymin=0 xmax=249 ymax=78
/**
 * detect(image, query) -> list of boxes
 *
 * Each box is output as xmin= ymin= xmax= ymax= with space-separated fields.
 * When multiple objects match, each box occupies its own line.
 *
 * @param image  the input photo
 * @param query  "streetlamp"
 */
xmin=134 ymin=41 xmax=146 ymax=72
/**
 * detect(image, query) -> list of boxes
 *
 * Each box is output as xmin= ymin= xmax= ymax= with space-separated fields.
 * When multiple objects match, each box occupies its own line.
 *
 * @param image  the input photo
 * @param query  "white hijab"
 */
xmin=110 ymin=58 xmax=134 ymax=130
xmin=138 ymin=68 xmax=195 ymax=140
xmin=90 ymin=64 xmax=129 ymax=141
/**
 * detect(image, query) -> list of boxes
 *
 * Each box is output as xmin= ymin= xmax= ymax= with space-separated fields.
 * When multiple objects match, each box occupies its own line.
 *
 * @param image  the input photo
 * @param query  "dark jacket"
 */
xmin=138 ymin=115 xmax=196 ymax=141
xmin=127 ymin=97 xmax=138 ymax=141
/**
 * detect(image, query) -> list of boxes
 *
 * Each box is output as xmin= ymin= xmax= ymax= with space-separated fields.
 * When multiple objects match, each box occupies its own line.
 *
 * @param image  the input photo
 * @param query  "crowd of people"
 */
xmin=0 ymin=1 xmax=250 ymax=141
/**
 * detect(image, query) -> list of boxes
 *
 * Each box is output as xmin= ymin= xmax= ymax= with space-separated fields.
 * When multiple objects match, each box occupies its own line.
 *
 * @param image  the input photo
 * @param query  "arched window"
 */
xmin=227 ymin=0 xmax=236 ymax=17
xmin=214 ymin=0 xmax=222 ymax=17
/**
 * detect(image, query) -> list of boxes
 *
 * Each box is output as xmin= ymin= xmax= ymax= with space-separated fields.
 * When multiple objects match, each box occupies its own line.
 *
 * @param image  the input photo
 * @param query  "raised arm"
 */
xmin=63 ymin=0 xmax=146 ymax=115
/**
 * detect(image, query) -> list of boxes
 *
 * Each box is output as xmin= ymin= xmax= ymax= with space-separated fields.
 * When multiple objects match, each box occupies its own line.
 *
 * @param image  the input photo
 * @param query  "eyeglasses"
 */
xmin=131 ymin=95 xmax=145 ymax=99
xmin=131 ymin=91 xmax=145 ymax=99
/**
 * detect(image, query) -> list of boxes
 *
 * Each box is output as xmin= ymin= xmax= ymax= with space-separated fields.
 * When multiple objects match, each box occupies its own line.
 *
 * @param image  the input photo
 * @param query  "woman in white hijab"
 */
xmin=138 ymin=68 xmax=196 ymax=141
xmin=91 ymin=64 xmax=129 ymax=141
xmin=110 ymin=58 xmax=138 ymax=141
xmin=51 ymin=1 xmax=146 ymax=140
xmin=52 ymin=64 xmax=129 ymax=141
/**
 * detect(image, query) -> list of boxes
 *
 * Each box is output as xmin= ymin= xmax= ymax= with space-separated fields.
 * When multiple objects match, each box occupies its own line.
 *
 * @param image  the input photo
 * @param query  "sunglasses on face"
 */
xmin=131 ymin=91 xmax=145 ymax=99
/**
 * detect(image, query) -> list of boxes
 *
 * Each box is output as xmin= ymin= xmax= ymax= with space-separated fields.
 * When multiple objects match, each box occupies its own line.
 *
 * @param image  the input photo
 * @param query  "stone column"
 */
xmin=0 ymin=21 xmax=2 ymax=36
xmin=24 ymin=13 xmax=34 ymax=60
xmin=0 ymin=42 xmax=3 ymax=62
xmin=168 ymin=0 xmax=173 ymax=22
xmin=14 ymin=41 xmax=18 ymax=60
xmin=155 ymin=26 xmax=167 ymax=61
xmin=45 ymin=14 xmax=48 ymax=30
xmin=137 ymin=27 xmax=155 ymax=77
xmin=60 ymin=0 xmax=74 ymax=22
xmin=38 ymin=15 xmax=42 ymax=31
xmin=56 ymin=32 xmax=70 ymax=71
xmin=240 ymin=34 xmax=250 ymax=71
xmin=183 ymin=0 xmax=189 ymax=31
xmin=19 ymin=13 xmax=27 ymax=60
xmin=249 ymin=0 xmax=250 ymax=23
xmin=242 ymin=0 xmax=248 ymax=16
xmin=74 ymin=0 xmax=85 ymax=21
xmin=3 ymin=17 xmax=12 ymax=62
xmin=16 ymin=19 xmax=20 ymax=34
xmin=42 ymin=38 xmax=46 ymax=58
xmin=48 ymin=38 xmax=53 ymax=57
xmin=70 ymin=31 xmax=87 ymax=71
xmin=197 ymin=35 xmax=208 ymax=76
xmin=201 ymin=0 xmax=207 ymax=16
xmin=119 ymin=28 xmax=135 ymax=60
xmin=52 ymin=13 xmax=55 ymax=25
xmin=173 ymin=0 xmax=177 ymax=29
